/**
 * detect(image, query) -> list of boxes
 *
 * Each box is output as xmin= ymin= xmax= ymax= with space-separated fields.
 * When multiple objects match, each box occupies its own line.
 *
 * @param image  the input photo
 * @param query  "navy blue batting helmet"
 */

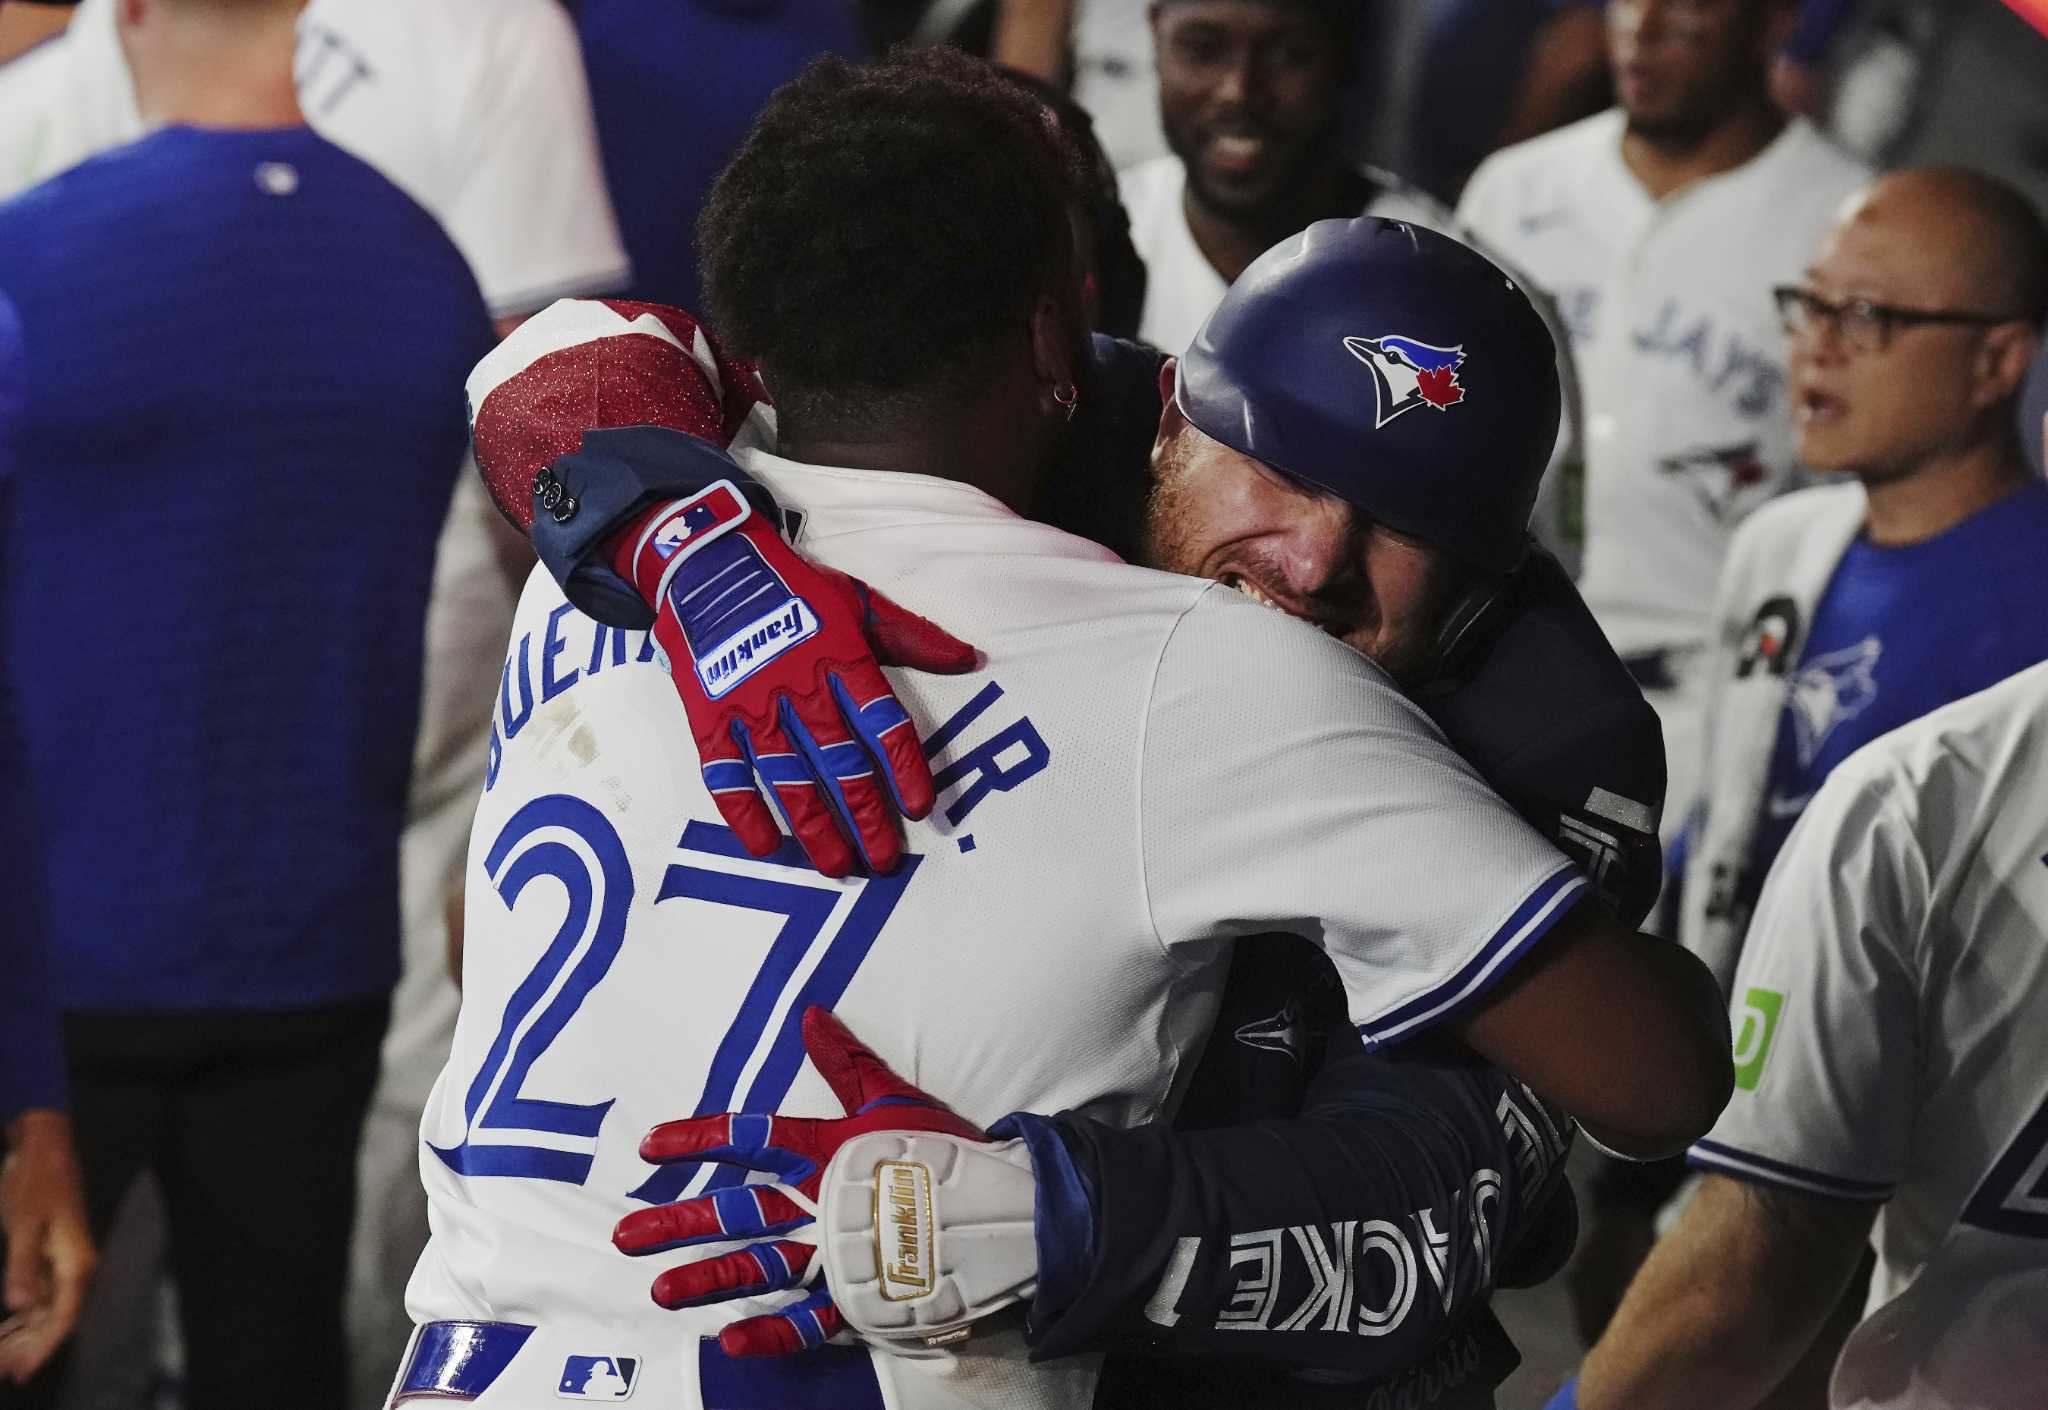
xmin=1175 ymin=217 xmax=1560 ymax=576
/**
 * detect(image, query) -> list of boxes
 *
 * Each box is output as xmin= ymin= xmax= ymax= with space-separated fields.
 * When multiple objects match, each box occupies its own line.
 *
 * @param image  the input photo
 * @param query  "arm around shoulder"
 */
xmin=1454 ymin=900 xmax=1733 ymax=1159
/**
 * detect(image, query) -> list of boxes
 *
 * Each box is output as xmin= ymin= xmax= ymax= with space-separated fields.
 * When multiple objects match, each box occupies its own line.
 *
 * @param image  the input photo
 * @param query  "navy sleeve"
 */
xmin=525 ymin=425 xmax=784 ymax=629
xmin=1024 ymin=1003 xmax=1575 ymax=1386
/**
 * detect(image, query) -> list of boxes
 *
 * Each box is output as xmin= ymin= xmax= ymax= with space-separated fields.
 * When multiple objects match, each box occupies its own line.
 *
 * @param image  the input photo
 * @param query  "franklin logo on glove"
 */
xmin=466 ymin=299 xmax=979 ymax=879
xmin=697 ymin=600 xmax=820 ymax=697
xmin=878 ymin=1160 xmax=935 ymax=1300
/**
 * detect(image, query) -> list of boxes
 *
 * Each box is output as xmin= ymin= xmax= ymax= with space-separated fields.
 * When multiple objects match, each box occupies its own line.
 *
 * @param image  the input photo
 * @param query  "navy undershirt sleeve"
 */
xmin=1025 ymin=969 xmax=1575 ymax=1382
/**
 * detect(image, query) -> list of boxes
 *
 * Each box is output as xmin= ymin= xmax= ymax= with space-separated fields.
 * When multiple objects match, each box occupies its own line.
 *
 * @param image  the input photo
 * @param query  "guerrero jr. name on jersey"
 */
xmin=483 ymin=604 xmax=1052 ymax=853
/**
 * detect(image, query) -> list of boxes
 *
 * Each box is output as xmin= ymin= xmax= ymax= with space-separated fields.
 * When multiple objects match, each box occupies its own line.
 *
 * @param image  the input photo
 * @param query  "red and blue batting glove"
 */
xmin=606 ymin=488 xmax=974 ymax=878
xmin=466 ymin=298 xmax=977 ymax=879
xmin=612 ymin=1008 xmax=986 ymax=1357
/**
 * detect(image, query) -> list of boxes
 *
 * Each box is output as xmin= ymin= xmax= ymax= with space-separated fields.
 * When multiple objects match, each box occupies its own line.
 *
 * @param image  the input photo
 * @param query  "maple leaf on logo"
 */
xmin=1414 ymin=364 xmax=1464 ymax=410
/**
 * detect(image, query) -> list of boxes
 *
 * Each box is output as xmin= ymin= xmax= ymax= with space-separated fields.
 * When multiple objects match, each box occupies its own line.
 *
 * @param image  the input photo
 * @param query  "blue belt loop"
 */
xmin=393 ymin=1321 xmax=535 ymax=1402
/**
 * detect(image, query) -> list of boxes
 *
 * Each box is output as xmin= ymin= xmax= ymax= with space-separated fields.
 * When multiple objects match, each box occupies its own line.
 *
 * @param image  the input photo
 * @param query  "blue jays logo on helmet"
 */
xmin=1343 ymin=334 xmax=1468 ymax=429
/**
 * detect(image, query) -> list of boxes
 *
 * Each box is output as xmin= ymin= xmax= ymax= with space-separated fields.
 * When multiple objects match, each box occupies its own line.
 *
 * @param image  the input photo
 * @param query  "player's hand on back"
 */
xmin=606 ymin=482 xmax=975 ymax=876
xmin=468 ymin=300 xmax=977 ymax=877
xmin=613 ymin=1008 xmax=1039 ymax=1357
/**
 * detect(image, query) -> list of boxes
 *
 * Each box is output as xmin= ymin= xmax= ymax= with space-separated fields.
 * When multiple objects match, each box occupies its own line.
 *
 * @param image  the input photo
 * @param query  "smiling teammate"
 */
xmin=1118 ymin=0 xmax=1446 ymax=355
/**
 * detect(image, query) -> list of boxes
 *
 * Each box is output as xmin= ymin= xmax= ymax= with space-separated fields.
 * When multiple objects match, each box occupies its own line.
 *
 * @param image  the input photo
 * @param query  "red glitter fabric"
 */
xmin=470 ymin=299 xmax=765 ymax=532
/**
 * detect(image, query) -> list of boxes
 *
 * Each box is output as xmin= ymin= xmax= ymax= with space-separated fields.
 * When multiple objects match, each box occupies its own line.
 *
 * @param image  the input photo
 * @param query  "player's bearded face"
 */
xmin=1153 ymin=3 xmax=1349 ymax=219
xmin=1141 ymin=415 xmax=1457 ymax=685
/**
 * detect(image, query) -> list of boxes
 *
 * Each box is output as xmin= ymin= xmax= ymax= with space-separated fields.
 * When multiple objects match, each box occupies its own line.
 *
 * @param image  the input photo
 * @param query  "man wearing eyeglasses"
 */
xmin=1680 ymin=165 xmax=2048 ymax=994
xmin=1535 ymin=167 xmax=2048 ymax=1410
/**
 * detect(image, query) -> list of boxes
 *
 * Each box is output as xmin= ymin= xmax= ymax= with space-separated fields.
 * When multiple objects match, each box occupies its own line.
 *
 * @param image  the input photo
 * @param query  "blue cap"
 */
xmin=1175 ymin=217 xmax=1560 ymax=575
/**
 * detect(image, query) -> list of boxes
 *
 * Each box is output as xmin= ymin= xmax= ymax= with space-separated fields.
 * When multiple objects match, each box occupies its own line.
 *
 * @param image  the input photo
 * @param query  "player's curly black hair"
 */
xmin=697 ymin=46 xmax=1087 ymax=430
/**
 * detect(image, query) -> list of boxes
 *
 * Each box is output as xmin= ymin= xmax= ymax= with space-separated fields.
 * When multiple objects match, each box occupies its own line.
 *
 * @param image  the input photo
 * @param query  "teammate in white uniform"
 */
xmin=1121 ymin=153 xmax=1445 ymax=357
xmin=392 ymin=50 xmax=1729 ymax=1409
xmin=1117 ymin=0 xmax=1443 ymax=356
xmin=1456 ymin=0 xmax=1869 ymax=846
xmin=1119 ymin=0 xmax=1586 ymax=565
xmin=1560 ymin=658 xmax=2048 ymax=1409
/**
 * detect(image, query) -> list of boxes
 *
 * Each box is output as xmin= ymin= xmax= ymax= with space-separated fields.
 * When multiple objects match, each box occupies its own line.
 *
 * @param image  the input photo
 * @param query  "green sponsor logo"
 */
xmin=1731 ymin=986 xmax=1784 ymax=1091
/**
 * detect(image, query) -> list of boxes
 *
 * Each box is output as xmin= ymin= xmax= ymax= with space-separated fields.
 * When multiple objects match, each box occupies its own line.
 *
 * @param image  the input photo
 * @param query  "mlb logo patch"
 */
xmin=557 ymin=1355 xmax=638 ymax=1401
xmin=648 ymin=481 xmax=748 ymax=562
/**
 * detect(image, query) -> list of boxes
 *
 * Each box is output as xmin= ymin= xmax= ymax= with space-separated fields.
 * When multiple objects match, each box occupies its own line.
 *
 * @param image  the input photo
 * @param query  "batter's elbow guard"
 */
xmin=525 ymin=425 xmax=782 ymax=629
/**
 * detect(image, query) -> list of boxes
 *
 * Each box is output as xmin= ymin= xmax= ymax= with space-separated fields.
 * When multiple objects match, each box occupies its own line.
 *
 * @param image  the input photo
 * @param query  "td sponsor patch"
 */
xmin=1732 ymin=987 xmax=1785 ymax=1091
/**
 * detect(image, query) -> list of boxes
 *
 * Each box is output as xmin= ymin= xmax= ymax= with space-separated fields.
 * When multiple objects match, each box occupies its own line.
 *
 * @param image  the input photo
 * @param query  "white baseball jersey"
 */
xmin=406 ymin=441 xmax=1587 ymax=1407
xmin=0 ymin=0 xmax=627 ymax=318
xmin=1457 ymin=111 xmax=1868 ymax=662
xmin=1689 ymin=661 xmax=2048 ymax=1409
xmin=1457 ymin=110 xmax=1867 ymax=839
xmin=1118 ymin=155 xmax=1450 ymax=357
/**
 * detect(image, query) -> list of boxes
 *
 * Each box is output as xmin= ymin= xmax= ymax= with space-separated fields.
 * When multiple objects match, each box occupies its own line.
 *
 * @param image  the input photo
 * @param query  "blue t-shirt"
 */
xmin=577 ymin=0 xmax=867 ymax=310
xmin=1751 ymin=479 xmax=2048 ymax=874
xmin=0 ymin=126 xmax=492 ymax=1013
